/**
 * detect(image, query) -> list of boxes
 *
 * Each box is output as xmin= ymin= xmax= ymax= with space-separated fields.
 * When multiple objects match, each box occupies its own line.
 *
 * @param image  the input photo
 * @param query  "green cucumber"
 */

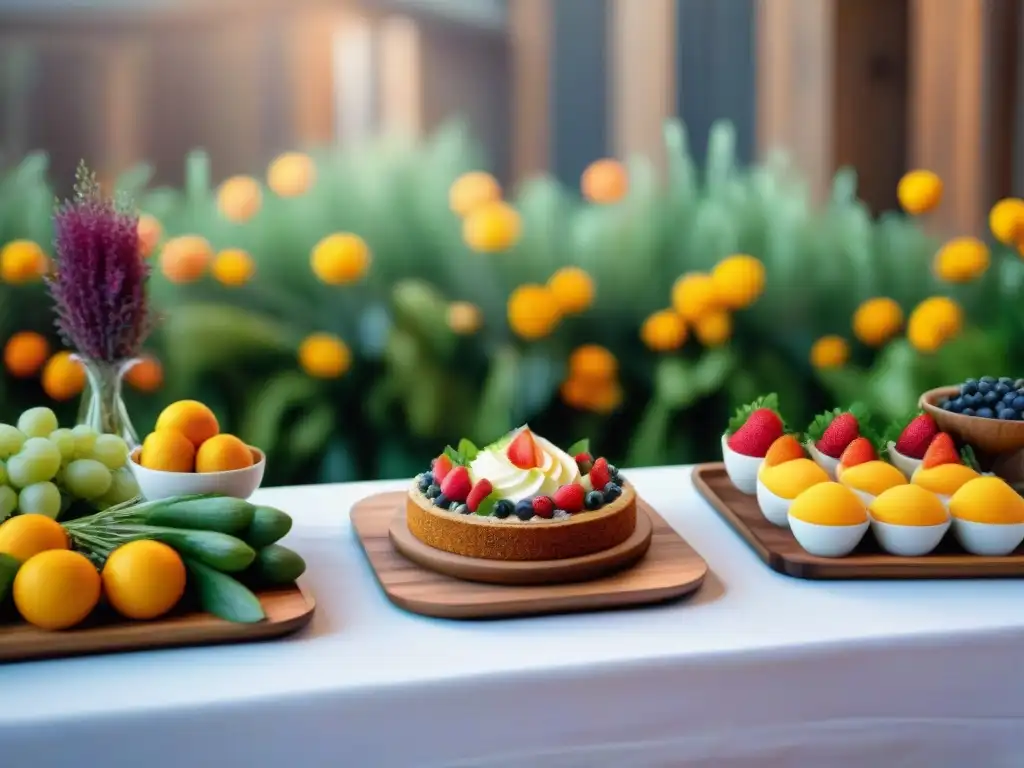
xmin=126 ymin=525 xmax=256 ymax=572
xmin=251 ymin=544 xmax=306 ymax=585
xmin=0 ymin=553 xmax=19 ymax=603
xmin=142 ymin=495 xmax=255 ymax=535
xmin=184 ymin=557 xmax=265 ymax=623
xmin=243 ymin=506 xmax=293 ymax=548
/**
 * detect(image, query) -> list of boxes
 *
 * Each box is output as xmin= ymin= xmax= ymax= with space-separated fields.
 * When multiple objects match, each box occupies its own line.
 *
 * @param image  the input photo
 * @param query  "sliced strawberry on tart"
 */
xmin=722 ymin=393 xmax=786 ymax=494
xmin=805 ymin=403 xmax=875 ymax=480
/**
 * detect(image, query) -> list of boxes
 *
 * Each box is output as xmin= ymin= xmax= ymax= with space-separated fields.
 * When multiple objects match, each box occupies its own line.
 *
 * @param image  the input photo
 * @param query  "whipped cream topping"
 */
xmin=469 ymin=430 xmax=581 ymax=503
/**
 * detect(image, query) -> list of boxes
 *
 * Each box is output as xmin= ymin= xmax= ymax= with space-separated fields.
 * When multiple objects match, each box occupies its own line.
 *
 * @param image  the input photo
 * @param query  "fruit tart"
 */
xmin=406 ymin=426 xmax=636 ymax=561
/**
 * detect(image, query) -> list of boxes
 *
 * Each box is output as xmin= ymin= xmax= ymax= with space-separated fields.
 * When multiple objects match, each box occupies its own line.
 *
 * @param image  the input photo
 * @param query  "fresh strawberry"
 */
xmin=575 ymin=452 xmax=594 ymax=474
xmin=589 ymin=457 xmax=612 ymax=490
xmin=531 ymin=496 xmax=555 ymax=519
xmin=727 ymin=409 xmax=784 ymax=457
xmin=466 ymin=478 xmax=493 ymax=512
xmin=432 ymin=454 xmax=453 ymax=483
xmin=816 ymin=414 xmax=860 ymax=458
xmin=440 ymin=465 xmax=472 ymax=502
xmin=894 ymin=413 xmax=938 ymax=459
xmin=839 ymin=437 xmax=876 ymax=467
xmin=762 ymin=435 xmax=805 ymax=467
xmin=507 ymin=427 xmax=543 ymax=469
xmin=922 ymin=432 xmax=960 ymax=468
xmin=553 ymin=483 xmax=585 ymax=513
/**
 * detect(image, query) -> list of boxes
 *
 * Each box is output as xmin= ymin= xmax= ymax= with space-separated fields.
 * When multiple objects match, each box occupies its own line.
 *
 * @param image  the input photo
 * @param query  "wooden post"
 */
xmin=508 ymin=0 xmax=552 ymax=182
xmin=377 ymin=15 xmax=424 ymax=139
xmin=908 ymin=0 xmax=1020 ymax=236
xmin=98 ymin=40 xmax=148 ymax=184
xmin=285 ymin=6 xmax=352 ymax=147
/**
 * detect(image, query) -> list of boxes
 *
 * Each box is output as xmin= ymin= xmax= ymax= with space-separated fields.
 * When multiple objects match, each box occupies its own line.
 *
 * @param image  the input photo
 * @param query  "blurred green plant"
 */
xmin=1 ymin=119 xmax=1021 ymax=485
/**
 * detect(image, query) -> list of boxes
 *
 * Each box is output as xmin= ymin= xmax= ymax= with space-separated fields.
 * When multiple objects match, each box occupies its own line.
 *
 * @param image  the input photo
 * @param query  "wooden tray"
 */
xmin=693 ymin=462 xmax=1024 ymax=580
xmin=0 ymin=583 xmax=315 ymax=663
xmin=351 ymin=491 xmax=707 ymax=619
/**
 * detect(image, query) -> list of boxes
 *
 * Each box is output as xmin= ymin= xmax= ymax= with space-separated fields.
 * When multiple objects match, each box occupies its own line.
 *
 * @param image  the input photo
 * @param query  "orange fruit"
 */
xmin=139 ymin=428 xmax=196 ymax=473
xmin=0 ymin=514 xmax=69 ymax=563
xmin=581 ymin=159 xmax=628 ymax=204
xmin=41 ymin=351 xmax=86 ymax=401
xmin=4 ymin=331 xmax=50 ymax=378
xmin=14 ymin=549 xmax=101 ymax=630
xmin=155 ymin=400 xmax=220 ymax=448
xmin=125 ymin=356 xmax=164 ymax=393
xmin=102 ymin=540 xmax=186 ymax=620
xmin=195 ymin=434 xmax=254 ymax=473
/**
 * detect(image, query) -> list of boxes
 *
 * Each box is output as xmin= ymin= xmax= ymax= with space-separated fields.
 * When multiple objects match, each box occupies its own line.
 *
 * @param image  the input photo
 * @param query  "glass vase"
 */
xmin=75 ymin=356 xmax=141 ymax=448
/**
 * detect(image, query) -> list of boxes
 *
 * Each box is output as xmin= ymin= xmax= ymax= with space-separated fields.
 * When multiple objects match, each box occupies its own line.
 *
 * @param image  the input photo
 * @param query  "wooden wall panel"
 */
xmin=377 ymin=15 xmax=424 ymax=139
xmin=508 ymin=0 xmax=551 ymax=183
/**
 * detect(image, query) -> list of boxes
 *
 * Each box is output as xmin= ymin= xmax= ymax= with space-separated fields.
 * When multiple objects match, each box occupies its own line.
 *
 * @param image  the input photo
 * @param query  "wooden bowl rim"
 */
xmin=920 ymin=385 xmax=1024 ymax=436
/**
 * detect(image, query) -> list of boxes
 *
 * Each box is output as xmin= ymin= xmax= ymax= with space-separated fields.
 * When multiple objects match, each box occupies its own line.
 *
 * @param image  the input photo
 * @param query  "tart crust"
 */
xmin=405 ymin=483 xmax=637 ymax=561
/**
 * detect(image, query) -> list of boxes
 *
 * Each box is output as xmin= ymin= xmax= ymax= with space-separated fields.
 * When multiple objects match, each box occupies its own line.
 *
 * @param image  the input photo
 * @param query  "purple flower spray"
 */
xmin=46 ymin=162 xmax=152 ymax=363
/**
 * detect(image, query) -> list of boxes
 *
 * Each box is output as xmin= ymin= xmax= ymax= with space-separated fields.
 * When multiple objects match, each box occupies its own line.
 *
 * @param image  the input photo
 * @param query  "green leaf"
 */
xmin=443 ymin=444 xmax=466 ymax=466
xmin=566 ymin=438 xmax=590 ymax=456
xmin=961 ymin=444 xmax=981 ymax=471
xmin=457 ymin=438 xmax=479 ymax=462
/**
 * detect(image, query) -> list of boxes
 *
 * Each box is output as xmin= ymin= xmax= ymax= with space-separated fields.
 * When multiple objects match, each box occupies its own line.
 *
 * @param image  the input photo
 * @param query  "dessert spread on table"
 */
xmin=720 ymin=381 xmax=1024 ymax=559
xmin=406 ymin=426 xmax=636 ymax=560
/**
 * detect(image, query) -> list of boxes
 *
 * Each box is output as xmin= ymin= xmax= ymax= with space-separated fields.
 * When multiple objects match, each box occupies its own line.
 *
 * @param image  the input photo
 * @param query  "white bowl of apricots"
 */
xmin=128 ymin=400 xmax=266 ymax=500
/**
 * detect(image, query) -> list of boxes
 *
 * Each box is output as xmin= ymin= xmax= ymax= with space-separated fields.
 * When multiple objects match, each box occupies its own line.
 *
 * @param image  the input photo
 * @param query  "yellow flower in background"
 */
xmin=896 ymin=170 xmax=943 ymax=215
xmin=694 ymin=311 xmax=732 ymax=347
xmin=449 ymin=172 xmax=502 ymax=218
xmin=711 ymin=254 xmax=766 ymax=309
xmin=507 ymin=284 xmax=561 ymax=340
xmin=463 ymin=201 xmax=522 ymax=253
xmin=216 ymin=176 xmax=263 ymax=223
xmin=988 ymin=198 xmax=1024 ymax=245
xmin=640 ymin=309 xmax=687 ymax=352
xmin=560 ymin=377 xmax=623 ymax=414
xmin=126 ymin=356 xmax=164 ymax=393
xmin=447 ymin=301 xmax=483 ymax=335
xmin=907 ymin=320 xmax=943 ymax=353
xmin=671 ymin=272 xmax=719 ymax=322
xmin=212 ymin=249 xmax=256 ymax=287
xmin=907 ymin=296 xmax=963 ymax=353
xmin=0 ymin=240 xmax=48 ymax=284
xmin=160 ymin=236 xmax=213 ymax=284
xmin=810 ymin=335 xmax=850 ymax=369
xmin=41 ymin=351 xmax=85 ymax=401
xmin=267 ymin=152 xmax=316 ymax=198
xmin=547 ymin=267 xmax=594 ymax=314
xmin=137 ymin=214 xmax=162 ymax=259
xmin=852 ymin=297 xmax=903 ymax=347
xmin=933 ymin=237 xmax=989 ymax=283
xmin=3 ymin=331 xmax=49 ymax=378
xmin=299 ymin=333 xmax=351 ymax=379
xmin=568 ymin=344 xmax=618 ymax=382
xmin=311 ymin=233 xmax=371 ymax=285
xmin=581 ymin=158 xmax=628 ymax=205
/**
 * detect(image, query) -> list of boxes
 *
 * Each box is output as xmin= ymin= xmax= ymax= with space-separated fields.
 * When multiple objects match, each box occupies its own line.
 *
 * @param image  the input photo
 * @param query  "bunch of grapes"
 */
xmin=0 ymin=407 xmax=140 ymax=521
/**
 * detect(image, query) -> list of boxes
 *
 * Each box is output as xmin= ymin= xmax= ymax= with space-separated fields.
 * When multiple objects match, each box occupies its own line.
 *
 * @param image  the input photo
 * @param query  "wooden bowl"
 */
xmin=920 ymin=386 xmax=1024 ymax=454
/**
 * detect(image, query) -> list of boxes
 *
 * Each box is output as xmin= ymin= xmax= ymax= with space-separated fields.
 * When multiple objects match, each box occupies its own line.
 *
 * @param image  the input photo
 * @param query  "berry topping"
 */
xmin=514 ymin=499 xmax=535 ymax=521
xmin=584 ymin=490 xmax=604 ymax=510
xmin=839 ymin=437 xmax=876 ymax=467
xmin=531 ymin=496 xmax=555 ymax=519
xmin=466 ymin=478 xmax=494 ymax=512
xmin=589 ymin=457 xmax=612 ymax=491
xmin=417 ymin=472 xmax=433 ymax=492
xmin=493 ymin=499 xmax=514 ymax=519
xmin=762 ymin=435 xmax=805 ymax=467
xmin=575 ymin=452 xmax=594 ymax=474
xmin=727 ymin=408 xmax=785 ymax=458
xmin=453 ymin=503 xmax=470 ymax=515
xmin=439 ymin=465 xmax=472 ymax=502
xmin=433 ymin=493 xmax=450 ymax=508
xmin=894 ymin=413 xmax=938 ymax=459
xmin=553 ymin=483 xmax=585 ymax=513
xmin=425 ymin=483 xmax=441 ymax=499
xmin=922 ymin=433 xmax=960 ymax=468
xmin=603 ymin=482 xmax=622 ymax=502
xmin=507 ymin=427 xmax=543 ymax=469
xmin=432 ymin=454 xmax=454 ymax=483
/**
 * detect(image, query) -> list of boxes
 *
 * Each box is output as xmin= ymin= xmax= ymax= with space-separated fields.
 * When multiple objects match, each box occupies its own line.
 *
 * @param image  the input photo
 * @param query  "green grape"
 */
xmin=0 ymin=459 xmax=6 ymax=486
xmin=71 ymin=424 xmax=98 ymax=458
xmin=0 ymin=425 xmax=26 ymax=460
xmin=96 ymin=467 xmax=140 ymax=508
xmin=92 ymin=434 xmax=130 ymax=470
xmin=48 ymin=428 xmax=76 ymax=461
xmin=17 ymin=407 xmax=59 ymax=439
xmin=21 ymin=438 xmax=63 ymax=470
xmin=18 ymin=481 xmax=62 ymax=519
xmin=0 ymin=486 xmax=16 ymax=521
xmin=63 ymin=459 xmax=113 ymax=500
xmin=7 ymin=449 xmax=61 ymax=488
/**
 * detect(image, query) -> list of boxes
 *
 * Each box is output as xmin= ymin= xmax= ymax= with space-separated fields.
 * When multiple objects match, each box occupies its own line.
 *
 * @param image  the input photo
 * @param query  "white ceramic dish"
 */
xmin=806 ymin=441 xmax=841 ymax=481
xmin=721 ymin=433 xmax=761 ymax=494
xmin=870 ymin=516 xmax=950 ymax=557
xmin=886 ymin=442 xmax=922 ymax=480
xmin=952 ymin=518 xmax=1024 ymax=556
xmin=788 ymin=515 xmax=869 ymax=558
xmin=755 ymin=477 xmax=791 ymax=527
xmin=129 ymin=446 xmax=266 ymax=501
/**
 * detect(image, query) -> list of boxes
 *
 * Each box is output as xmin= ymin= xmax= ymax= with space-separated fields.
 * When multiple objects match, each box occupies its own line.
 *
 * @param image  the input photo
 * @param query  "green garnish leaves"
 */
xmin=726 ymin=393 xmax=781 ymax=436
xmin=961 ymin=444 xmax=981 ymax=471
xmin=457 ymin=438 xmax=479 ymax=462
xmin=475 ymin=492 xmax=499 ymax=516
xmin=566 ymin=438 xmax=590 ymax=456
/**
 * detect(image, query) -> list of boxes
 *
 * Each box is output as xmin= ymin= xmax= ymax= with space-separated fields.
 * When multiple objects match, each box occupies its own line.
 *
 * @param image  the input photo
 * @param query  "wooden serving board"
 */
xmin=351 ymin=491 xmax=707 ymax=619
xmin=693 ymin=463 xmax=1024 ymax=580
xmin=0 ymin=583 xmax=315 ymax=663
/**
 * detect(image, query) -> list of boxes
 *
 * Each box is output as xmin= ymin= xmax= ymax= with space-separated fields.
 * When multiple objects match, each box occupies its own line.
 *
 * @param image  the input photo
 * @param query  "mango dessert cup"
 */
xmin=787 ymin=482 xmax=869 ymax=558
xmin=868 ymin=484 xmax=950 ymax=557
xmin=949 ymin=476 xmax=1024 ymax=556
xmin=755 ymin=446 xmax=829 ymax=528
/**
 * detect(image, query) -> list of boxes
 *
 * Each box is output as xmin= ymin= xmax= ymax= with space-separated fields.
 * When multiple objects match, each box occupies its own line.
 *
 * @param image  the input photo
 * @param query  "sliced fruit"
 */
xmin=466 ymin=478 xmax=494 ymax=512
xmin=440 ymin=465 xmax=472 ymax=502
xmin=894 ymin=413 xmax=938 ymax=459
xmin=432 ymin=454 xmax=453 ymax=483
xmin=553 ymin=483 xmax=585 ymax=513
xmin=921 ymin=433 xmax=960 ymax=468
xmin=589 ymin=457 xmax=612 ymax=491
xmin=838 ymin=437 xmax=876 ymax=468
xmin=762 ymin=435 xmax=805 ymax=467
xmin=507 ymin=427 xmax=543 ymax=469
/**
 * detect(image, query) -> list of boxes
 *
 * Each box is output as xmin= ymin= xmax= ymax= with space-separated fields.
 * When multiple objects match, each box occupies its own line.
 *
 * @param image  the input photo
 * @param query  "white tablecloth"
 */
xmin=4 ymin=466 xmax=1024 ymax=768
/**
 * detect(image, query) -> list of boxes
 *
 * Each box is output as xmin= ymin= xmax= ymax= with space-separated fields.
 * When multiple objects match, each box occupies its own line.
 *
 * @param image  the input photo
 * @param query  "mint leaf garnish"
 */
xmin=457 ymin=438 xmax=479 ymax=462
xmin=566 ymin=438 xmax=590 ymax=456
xmin=961 ymin=444 xmax=981 ymax=471
xmin=443 ymin=445 xmax=466 ymax=466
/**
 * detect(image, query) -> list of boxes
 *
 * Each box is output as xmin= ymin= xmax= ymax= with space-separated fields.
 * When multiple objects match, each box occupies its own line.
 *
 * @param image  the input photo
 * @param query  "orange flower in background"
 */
xmin=694 ymin=311 xmax=733 ymax=347
xmin=0 ymin=240 xmax=48 ymax=284
xmin=907 ymin=296 xmax=963 ymax=353
xmin=933 ymin=237 xmax=989 ymax=283
xmin=136 ymin=214 xmax=163 ymax=258
xmin=581 ymin=159 xmax=628 ymax=205
xmin=299 ymin=333 xmax=351 ymax=379
xmin=568 ymin=344 xmax=618 ymax=382
xmin=896 ymin=170 xmax=943 ymax=215
xmin=852 ymin=297 xmax=903 ymax=347
xmin=267 ymin=152 xmax=316 ymax=198
xmin=311 ymin=233 xmax=371 ymax=285
xmin=463 ymin=201 xmax=522 ymax=253
xmin=507 ymin=284 xmax=560 ymax=340
xmin=671 ymin=272 xmax=719 ymax=323
xmin=126 ymin=356 xmax=164 ymax=393
xmin=160 ymin=235 xmax=214 ymax=284
xmin=810 ymin=335 xmax=850 ymax=369
xmin=560 ymin=377 xmax=623 ymax=415
xmin=216 ymin=176 xmax=263 ymax=223
xmin=547 ymin=267 xmax=594 ymax=315
xmin=449 ymin=172 xmax=502 ymax=218
xmin=641 ymin=310 xmax=687 ymax=352
xmin=711 ymin=254 xmax=766 ymax=309
xmin=988 ymin=198 xmax=1024 ymax=246
xmin=447 ymin=301 xmax=483 ymax=335
xmin=4 ymin=332 xmax=49 ymax=378
xmin=41 ymin=351 xmax=85 ymax=401
xmin=212 ymin=248 xmax=256 ymax=287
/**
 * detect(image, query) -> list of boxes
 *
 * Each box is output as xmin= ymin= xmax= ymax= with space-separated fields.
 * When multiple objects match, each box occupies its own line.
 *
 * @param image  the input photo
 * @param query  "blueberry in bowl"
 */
xmin=921 ymin=384 xmax=1024 ymax=454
